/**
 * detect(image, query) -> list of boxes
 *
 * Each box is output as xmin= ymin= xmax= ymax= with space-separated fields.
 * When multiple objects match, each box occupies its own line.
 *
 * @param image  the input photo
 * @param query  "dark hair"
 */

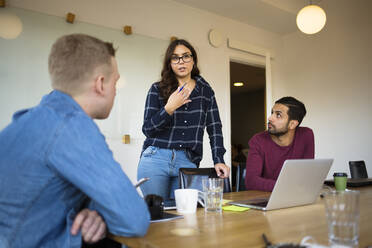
xmin=275 ymin=96 xmax=307 ymax=126
xmin=159 ymin=39 xmax=200 ymax=102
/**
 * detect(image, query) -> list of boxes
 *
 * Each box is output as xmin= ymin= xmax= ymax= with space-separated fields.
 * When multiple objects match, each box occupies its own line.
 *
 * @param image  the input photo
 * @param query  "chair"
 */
xmin=349 ymin=161 xmax=368 ymax=179
xmin=235 ymin=163 xmax=246 ymax=192
xmin=179 ymin=168 xmax=231 ymax=193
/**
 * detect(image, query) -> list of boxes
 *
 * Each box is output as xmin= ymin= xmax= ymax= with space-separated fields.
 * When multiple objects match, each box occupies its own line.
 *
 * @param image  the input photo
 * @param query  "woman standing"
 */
xmin=137 ymin=39 xmax=229 ymax=205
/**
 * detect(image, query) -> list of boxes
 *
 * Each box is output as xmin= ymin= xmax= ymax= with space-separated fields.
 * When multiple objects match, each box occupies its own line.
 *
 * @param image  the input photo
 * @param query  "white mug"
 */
xmin=175 ymin=189 xmax=204 ymax=214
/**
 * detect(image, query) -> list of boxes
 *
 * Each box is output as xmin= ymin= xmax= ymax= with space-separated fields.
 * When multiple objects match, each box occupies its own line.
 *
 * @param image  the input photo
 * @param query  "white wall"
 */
xmin=0 ymin=7 xmax=167 ymax=184
xmin=5 ymin=0 xmax=372 ymax=180
xmin=275 ymin=0 xmax=372 ymax=177
xmin=6 ymin=0 xmax=282 ymax=182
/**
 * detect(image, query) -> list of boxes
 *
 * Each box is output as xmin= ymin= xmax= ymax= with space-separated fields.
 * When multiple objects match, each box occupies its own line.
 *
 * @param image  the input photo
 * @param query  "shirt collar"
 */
xmin=41 ymin=90 xmax=85 ymax=114
xmin=193 ymin=75 xmax=204 ymax=93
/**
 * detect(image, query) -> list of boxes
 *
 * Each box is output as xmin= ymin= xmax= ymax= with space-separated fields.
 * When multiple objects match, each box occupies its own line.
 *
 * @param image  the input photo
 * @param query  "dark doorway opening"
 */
xmin=230 ymin=61 xmax=266 ymax=191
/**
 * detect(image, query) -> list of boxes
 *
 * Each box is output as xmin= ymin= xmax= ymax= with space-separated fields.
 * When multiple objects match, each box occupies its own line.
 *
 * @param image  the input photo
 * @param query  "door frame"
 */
xmin=228 ymin=53 xmax=272 ymax=130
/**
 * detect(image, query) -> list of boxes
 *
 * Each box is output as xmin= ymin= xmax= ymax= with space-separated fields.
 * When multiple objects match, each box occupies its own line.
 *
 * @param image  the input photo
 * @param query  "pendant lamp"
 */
xmin=296 ymin=2 xmax=326 ymax=34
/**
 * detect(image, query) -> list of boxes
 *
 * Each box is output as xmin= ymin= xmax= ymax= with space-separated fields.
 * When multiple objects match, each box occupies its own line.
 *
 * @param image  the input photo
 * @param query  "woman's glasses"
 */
xmin=171 ymin=54 xmax=193 ymax=64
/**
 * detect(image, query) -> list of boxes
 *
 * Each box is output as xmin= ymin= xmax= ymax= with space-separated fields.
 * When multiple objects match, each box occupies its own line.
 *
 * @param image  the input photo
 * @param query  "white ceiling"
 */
xmin=171 ymin=0 xmax=315 ymax=35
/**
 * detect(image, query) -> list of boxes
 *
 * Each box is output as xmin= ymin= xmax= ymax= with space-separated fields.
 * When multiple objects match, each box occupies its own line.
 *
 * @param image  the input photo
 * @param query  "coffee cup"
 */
xmin=175 ymin=189 xmax=204 ymax=214
xmin=333 ymin=172 xmax=347 ymax=191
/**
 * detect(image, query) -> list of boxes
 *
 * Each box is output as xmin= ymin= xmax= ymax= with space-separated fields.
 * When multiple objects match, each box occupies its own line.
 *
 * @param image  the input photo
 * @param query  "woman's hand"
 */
xmin=214 ymin=163 xmax=230 ymax=178
xmin=164 ymin=87 xmax=192 ymax=115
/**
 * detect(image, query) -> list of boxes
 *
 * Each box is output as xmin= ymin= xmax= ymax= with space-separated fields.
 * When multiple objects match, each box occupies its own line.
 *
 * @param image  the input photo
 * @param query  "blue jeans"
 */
xmin=137 ymin=146 xmax=197 ymax=206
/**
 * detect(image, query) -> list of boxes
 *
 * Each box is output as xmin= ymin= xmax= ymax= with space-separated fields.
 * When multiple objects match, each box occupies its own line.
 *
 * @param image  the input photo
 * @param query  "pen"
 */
xmin=262 ymin=233 xmax=272 ymax=248
xmin=178 ymin=82 xmax=187 ymax=92
xmin=135 ymin=177 xmax=150 ymax=188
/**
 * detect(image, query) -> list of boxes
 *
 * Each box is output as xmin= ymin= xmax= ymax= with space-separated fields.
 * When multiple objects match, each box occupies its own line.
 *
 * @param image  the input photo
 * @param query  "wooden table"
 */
xmin=111 ymin=187 xmax=372 ymax=248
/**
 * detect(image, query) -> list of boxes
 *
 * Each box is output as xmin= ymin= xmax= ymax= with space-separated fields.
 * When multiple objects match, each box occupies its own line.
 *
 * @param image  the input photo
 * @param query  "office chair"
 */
xmin=236 ymin=163 xmax=246 ymax=192
xmin=349 ymin=160 xmax=368 ymax=179
xmin=179 ymin=167 xmax=231 ymax=193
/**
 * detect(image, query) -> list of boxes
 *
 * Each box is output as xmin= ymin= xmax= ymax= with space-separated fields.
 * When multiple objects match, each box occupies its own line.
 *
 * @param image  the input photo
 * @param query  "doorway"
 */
xmin=230 ymin=61 xmax=266 ymax=190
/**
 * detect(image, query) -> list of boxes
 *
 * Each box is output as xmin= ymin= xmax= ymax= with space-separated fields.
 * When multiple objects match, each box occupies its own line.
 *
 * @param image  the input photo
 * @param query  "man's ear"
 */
xmin=93 ymin=75 xmax=105 ymax=96
xmin=288 ymin=119 xmax=299 ymax=130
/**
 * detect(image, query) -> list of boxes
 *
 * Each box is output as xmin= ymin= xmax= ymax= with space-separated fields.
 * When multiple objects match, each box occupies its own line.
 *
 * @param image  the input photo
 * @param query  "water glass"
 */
xmin=202 ymin=178 xmax=223 ymax=213
xmin=323 ymin=190 xmax=360 ymax=247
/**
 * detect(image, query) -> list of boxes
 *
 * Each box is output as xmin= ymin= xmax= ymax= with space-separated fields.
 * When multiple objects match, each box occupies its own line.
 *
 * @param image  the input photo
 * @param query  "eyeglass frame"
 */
xmin=170 ymin=54 xmax=193 ymax=64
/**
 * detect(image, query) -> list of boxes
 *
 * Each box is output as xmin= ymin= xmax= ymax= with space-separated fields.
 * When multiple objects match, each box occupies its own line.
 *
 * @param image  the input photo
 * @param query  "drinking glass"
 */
xmin=202 ymin=178 xmax=223 ymax=213
xmin=323 ymin=190 xmax=360 ymax=247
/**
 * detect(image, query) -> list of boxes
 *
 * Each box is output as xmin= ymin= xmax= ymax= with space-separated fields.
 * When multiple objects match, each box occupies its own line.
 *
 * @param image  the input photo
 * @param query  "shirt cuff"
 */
xmin=213 ymin=156 xmax=225 ymax=165
xmin=159 ymin=107 xmax=172 ymax=121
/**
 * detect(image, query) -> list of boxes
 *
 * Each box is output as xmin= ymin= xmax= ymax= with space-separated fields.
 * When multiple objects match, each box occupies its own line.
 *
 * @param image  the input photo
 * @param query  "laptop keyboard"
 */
xmin=251 ymin=201 xmax=268 ymax=207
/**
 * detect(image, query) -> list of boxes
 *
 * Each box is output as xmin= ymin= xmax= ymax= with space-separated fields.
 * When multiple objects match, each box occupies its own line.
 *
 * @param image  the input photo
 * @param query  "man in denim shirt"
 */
xmin=0 ymin=34 xmax=150 ymax=248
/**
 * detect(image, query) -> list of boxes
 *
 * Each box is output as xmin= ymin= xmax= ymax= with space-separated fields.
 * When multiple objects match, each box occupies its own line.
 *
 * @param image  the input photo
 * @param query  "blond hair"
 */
xmin=48 ymin=34 xmax=116 ymax=95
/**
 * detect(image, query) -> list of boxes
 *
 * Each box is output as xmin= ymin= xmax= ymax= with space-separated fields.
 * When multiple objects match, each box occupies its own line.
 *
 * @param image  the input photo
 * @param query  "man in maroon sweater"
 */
xmin=245 ymin=97 xmax=314 ymax=191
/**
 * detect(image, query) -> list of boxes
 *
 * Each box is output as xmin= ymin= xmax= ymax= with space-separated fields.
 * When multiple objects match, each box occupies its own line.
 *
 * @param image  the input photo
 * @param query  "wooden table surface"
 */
xmin=111 ymin=187 xmax=372 ymax=248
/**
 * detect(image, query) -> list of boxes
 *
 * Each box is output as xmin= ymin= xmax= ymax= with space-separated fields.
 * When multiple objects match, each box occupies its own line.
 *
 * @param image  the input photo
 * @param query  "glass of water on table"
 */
xmin=323 ymin=190 xmax=360 ymax=247
xmin=202 ymin=178 xmax=224 ymax=213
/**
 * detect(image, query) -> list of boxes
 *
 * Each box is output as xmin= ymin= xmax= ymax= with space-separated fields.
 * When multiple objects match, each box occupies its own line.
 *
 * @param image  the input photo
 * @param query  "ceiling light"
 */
xmin=233 ymin=82 xmax=244 ymax=87
xmin=296 ymin=3 xmax=326 ymax=34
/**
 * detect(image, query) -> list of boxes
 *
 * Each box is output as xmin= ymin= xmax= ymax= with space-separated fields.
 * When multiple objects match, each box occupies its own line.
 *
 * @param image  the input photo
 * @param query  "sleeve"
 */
xmin=303 ymin=128 xmax=315 ymax=158
xmin=245 ymin=136 xmax=275 ymax=192
xmin=206 ymin=90 xmax=226 ymax=165
xmin=142 ymin=84 xmax=173 ymax=137
xmin=46 ymin=114 xmax=150 ymax=237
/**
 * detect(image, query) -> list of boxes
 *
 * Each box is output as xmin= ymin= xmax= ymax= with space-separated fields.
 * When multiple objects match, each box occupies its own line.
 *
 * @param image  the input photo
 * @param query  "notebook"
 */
xmin=229 ymin=159 xmax=333 ymax=211
xmin=150 ymin=212 xmax=183 ymax=223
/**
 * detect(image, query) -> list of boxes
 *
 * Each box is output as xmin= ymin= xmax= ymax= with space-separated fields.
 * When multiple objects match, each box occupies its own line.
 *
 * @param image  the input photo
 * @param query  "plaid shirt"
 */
xmin=142 ymin=75 xmax=226 ymax=166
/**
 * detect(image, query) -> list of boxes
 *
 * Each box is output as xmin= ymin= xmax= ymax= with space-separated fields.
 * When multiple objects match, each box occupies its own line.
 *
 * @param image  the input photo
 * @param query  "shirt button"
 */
xmin=184 ymin=120 xmax=187 ymax=123
xmin=179 ymin=144 xmax=182 ymax=147
xmin=182 ymin=133 xmax=185 ymax=135
xmin=185 ymin=107 xmax=188 ymax=110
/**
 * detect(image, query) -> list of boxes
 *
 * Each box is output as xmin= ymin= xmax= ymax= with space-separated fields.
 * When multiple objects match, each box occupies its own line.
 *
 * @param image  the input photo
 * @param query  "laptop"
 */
xmin=229 ymin=159 xmax=333 ymax=211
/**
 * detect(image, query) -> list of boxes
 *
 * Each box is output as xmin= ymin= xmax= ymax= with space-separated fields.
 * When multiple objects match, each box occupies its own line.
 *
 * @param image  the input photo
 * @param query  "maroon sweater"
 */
xmin=245 ymin=127 xmax=315 ymax=192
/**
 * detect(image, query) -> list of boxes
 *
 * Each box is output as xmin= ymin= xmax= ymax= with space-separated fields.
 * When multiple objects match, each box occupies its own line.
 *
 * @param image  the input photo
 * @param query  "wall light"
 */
xmin=233 ymin=82 xmax=244 ymax=87
xmin=0 ymin=6 xmax=23 ymax=39
xmin=296 ymin=3 xmax=326 ymax=34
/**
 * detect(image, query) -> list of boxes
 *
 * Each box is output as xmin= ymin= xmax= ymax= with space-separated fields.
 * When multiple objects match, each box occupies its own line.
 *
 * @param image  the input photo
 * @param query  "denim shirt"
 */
xmin=0 ymin=90 xmax=150 ymax=248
